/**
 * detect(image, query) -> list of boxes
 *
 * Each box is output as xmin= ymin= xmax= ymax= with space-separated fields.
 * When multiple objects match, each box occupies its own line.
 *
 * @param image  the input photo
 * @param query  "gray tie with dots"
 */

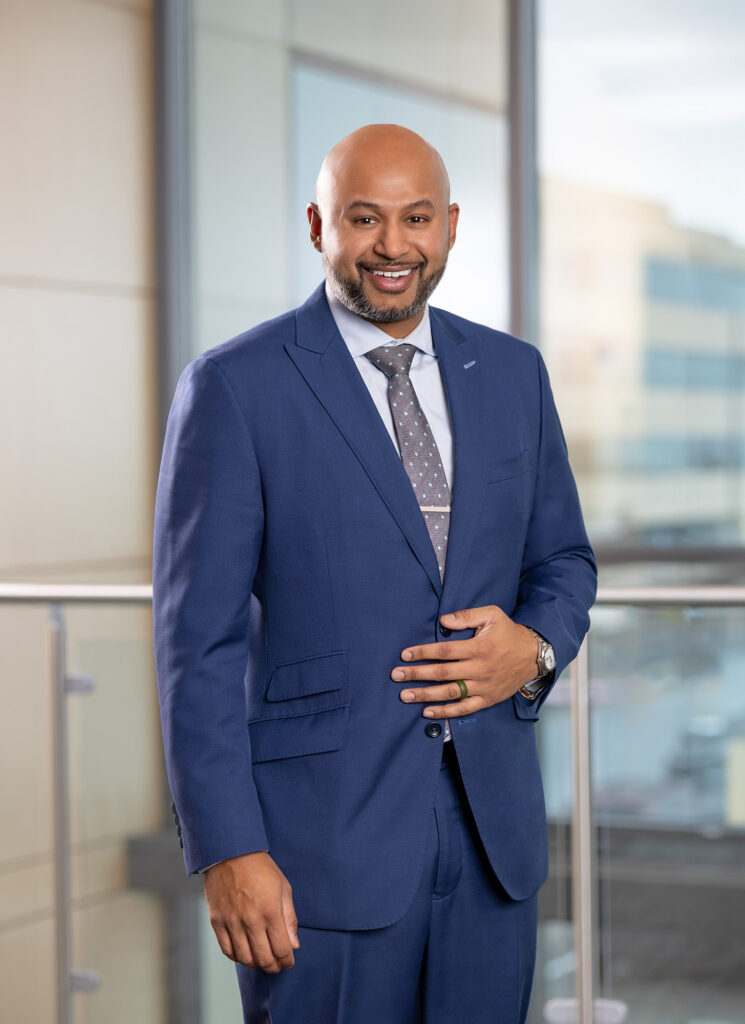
xmin=364 ymin=343 xmax=451 ymax=582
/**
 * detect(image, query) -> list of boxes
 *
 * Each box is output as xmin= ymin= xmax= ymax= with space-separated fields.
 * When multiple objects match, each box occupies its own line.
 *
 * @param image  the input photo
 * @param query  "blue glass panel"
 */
xmin=645 ymin=258 xmax=745 ymax=313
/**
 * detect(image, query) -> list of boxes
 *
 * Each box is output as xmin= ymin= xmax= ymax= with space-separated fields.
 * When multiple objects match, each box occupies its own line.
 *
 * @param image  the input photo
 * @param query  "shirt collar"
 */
xmin=325 ymin=281 xmax=434 ymax=359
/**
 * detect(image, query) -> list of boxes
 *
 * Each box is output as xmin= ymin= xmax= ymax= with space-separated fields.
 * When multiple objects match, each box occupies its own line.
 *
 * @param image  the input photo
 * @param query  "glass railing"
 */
xmin=2 ymin=583 xmax=744 ymax=1024
xmin=532 ymin=586 xmax=745 ymax=1024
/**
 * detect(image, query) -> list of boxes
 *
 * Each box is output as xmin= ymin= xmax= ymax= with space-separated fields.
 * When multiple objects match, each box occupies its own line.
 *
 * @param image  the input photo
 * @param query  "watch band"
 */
xmin=519 ymin=627 xmax=556 ymax=699
xmin=526 ymin=627 xmax=555 ymax=676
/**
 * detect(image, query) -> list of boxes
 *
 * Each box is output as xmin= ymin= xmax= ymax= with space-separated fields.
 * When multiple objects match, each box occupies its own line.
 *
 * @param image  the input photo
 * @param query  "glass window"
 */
xmin=538 ymin=0 xmax=745 ymax=563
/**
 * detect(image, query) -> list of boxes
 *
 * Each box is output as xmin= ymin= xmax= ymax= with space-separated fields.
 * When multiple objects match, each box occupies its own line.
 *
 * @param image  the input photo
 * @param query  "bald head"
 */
xmin=307 ymin=123 xmax=459 ymax=337
xmin=315 ymin=124 xmax=451 ymax=215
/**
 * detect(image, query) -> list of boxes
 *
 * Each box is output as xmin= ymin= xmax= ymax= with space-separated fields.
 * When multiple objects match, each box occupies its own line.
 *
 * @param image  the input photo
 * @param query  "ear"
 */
xmin=307 ymin=203 xmax=323 ymax=252
xmin=447 ymin=203 xmax=460 ymax=250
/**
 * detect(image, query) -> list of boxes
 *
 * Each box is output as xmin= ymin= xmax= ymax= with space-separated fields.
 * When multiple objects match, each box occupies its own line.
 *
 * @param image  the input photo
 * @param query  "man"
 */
xmin=153 ymin=123 xmax=597 ymax=1023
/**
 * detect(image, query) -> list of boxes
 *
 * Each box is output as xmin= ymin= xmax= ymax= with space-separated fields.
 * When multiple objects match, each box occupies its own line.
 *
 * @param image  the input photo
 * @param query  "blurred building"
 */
xmin=543 ymin=178 xmax=745 ymax=552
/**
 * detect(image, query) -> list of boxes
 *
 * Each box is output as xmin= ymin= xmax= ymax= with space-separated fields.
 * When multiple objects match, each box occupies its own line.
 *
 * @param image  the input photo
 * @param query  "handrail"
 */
xmin=595 ymin=585 xmax=745 ymax=605
xmin=3 ymin=581 xmax=745 ymax=605
xmin=0 ymin=583 xmax=152 ymax=602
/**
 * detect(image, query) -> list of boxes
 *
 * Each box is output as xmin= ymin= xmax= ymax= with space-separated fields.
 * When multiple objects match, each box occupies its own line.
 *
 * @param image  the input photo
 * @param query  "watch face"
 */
xmin=544 ymin=646 xmax=557 ymax=672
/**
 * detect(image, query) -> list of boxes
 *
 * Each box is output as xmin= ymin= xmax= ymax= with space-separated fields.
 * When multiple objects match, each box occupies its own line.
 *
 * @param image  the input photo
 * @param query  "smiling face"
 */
xmin=308 ymin=125 xmax=459 ymax=338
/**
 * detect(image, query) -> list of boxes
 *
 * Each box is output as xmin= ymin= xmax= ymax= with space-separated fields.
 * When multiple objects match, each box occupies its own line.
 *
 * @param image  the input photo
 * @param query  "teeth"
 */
xmin=371 ymin=269 xmax=413 ymax=278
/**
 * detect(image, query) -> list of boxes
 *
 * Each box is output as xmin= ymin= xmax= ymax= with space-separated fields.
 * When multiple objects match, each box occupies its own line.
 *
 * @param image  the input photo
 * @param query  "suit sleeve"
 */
xmin=153 ymin=355 xmax=270 ymax=875
xmin=511 ymin=348 xmax=597 ymax=710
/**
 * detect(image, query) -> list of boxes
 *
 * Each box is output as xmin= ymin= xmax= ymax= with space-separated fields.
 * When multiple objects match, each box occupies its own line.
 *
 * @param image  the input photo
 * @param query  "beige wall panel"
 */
xmin=72 ymin=842 xmax=128 ymax=902
xmin=0 ymin=0 xmax=153 ymax=289
xmin=194 ymin=30 xmax=289 ymax=324
xmin=85 ymin=0 xmax=152 ymax=11
xmin=0 ymin=859 xmax=54 ymax=926
xmin=194 ymin=0 xmax=284 ymax=40
xmin=0 ymin=607 xmax=54 ymax=865
xmin=72 ymin=892 xmax=165 ymax=1024
xmin=0 ymin=285 xmax=156 ymax=577
xmin=0 ymin=916 xmax=56 ymax=1023
xmin=448 ymin=0 xmax=508 ymax=106
xmin=289 ymin=0 xmax=506 ymax=107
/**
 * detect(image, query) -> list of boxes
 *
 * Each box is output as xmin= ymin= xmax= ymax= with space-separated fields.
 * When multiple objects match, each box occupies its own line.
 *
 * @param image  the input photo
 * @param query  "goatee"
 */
xmin=323 ymin=253 xmax=447 ymax=324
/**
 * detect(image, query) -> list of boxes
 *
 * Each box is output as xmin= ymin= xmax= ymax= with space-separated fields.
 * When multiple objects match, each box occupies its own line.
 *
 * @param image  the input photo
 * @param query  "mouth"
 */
xmin=361 ymin=265 xmax=420 ymax=293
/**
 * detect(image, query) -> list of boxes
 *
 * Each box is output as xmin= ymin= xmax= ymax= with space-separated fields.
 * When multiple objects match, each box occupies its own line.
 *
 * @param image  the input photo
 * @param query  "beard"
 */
xmin=322 ymin=252 xmax=448 ymax=324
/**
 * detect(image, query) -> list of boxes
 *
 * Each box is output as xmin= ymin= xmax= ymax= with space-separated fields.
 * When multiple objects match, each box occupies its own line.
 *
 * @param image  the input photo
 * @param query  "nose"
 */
xmin=373 ymin=220 xmax=409 ymax=261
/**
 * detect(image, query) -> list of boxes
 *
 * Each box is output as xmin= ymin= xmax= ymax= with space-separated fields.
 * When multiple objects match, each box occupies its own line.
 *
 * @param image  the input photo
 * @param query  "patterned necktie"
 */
xmin=364 ymin=343 xmax=451 ymax=582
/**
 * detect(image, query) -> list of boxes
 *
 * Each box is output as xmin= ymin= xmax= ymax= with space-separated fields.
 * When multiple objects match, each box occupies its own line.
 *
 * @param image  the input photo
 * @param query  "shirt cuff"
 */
xmin=522 ymin=675 xmax=549 ymax=694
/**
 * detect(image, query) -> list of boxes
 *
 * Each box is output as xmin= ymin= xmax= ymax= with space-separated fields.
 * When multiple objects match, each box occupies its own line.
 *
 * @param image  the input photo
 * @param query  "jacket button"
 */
xmin=439 ymin=624 xmax=451 ymax=637
xmin=425 ymin=722 xmax=442 ymax=738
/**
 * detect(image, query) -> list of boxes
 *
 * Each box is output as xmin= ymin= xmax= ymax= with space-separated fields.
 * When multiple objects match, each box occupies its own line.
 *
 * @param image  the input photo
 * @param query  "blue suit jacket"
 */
xmin=152 ymin=282 xmax=597 ymax=929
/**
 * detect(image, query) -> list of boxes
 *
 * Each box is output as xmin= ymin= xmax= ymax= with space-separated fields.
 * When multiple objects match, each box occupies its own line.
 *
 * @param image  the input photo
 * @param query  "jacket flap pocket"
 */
xmin=486 ymin=449 xmax=530 ymax=484
xmin=248 ymin=703 xmax=350 ymax=762
xmin=265 ymin=649 xmax=348 ymax=702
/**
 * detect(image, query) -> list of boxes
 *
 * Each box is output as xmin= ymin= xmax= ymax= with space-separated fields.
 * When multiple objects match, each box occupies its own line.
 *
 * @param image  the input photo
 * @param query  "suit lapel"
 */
xmin=284 ymin=285 xmax=486 ymax=604
xmin=429 ymin=306 xmax=486 ymax=607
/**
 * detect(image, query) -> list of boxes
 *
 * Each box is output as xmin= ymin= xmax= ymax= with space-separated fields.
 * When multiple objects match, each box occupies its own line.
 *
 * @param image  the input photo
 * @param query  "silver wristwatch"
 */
xmin=526 ymin=627 xmax=556 ymax=678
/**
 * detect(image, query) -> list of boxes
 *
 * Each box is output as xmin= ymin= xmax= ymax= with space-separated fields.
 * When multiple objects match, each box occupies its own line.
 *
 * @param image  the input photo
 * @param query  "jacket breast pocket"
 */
xmin=485 ymin=448 xmax=531 ymax=484
xmin=248 ymin=649 xmax=350 ymax=763
xmin=482 ymin=449 xmax=533 ymax=531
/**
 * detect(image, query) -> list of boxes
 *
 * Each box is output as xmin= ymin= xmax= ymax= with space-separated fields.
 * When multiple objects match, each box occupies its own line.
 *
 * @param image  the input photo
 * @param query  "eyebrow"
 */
xmin=346 ymin=199 xmax=436 ymax=213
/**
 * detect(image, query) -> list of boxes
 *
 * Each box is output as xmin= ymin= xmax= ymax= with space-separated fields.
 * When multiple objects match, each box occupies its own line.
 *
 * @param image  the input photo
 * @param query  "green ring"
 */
xmin=455 ymin=679 xmax=469 ymax=700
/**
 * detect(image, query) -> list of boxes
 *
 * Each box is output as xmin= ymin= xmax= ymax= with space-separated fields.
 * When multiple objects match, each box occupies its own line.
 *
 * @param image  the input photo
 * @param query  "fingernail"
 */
xmin=401 ymin=650 xmax=413 ymax=660
xmin=423 ymin=709 xmax=435 ymax=717
xmin=401 ymin=690 xmax=414 ymax=701
xmin=392 ymin=669 xmax=405 ymax=680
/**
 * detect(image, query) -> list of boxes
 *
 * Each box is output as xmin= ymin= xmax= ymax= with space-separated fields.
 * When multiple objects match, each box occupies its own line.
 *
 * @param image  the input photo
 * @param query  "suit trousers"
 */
xmin=235 ymin=742 xmax=538 ymax=1023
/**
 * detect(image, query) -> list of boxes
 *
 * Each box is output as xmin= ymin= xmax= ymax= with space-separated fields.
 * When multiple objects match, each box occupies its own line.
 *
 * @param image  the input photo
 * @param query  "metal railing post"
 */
xmin=48 ymin=604 xmax=72 ymax=1024
xmin=571 ymin=636 xmax=595 ymax=1023
xmin=508 ymin=0 xmax=539 ymax=346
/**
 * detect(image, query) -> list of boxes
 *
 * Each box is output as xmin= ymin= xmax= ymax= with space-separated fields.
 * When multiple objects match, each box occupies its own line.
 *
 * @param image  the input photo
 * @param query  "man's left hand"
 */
xmin=391 ymin=605 xmax=539 ymax=719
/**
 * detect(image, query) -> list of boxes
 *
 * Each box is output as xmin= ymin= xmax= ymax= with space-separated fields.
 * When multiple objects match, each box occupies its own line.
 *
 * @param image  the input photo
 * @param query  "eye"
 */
xmin=354 ymin=217 xmax=376 ymax=225
xmin=408 ymin=215 xmax=429 ymax=224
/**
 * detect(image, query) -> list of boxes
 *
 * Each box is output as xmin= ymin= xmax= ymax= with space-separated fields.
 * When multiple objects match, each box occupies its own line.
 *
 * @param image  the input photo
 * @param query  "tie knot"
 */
xmin=363 ymin=343 xmax=417 ymax=379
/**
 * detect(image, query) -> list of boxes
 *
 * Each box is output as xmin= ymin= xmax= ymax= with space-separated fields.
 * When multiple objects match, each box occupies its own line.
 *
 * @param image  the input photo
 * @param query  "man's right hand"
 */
xmin=204 ymin=851 xmax=300 ymax=973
